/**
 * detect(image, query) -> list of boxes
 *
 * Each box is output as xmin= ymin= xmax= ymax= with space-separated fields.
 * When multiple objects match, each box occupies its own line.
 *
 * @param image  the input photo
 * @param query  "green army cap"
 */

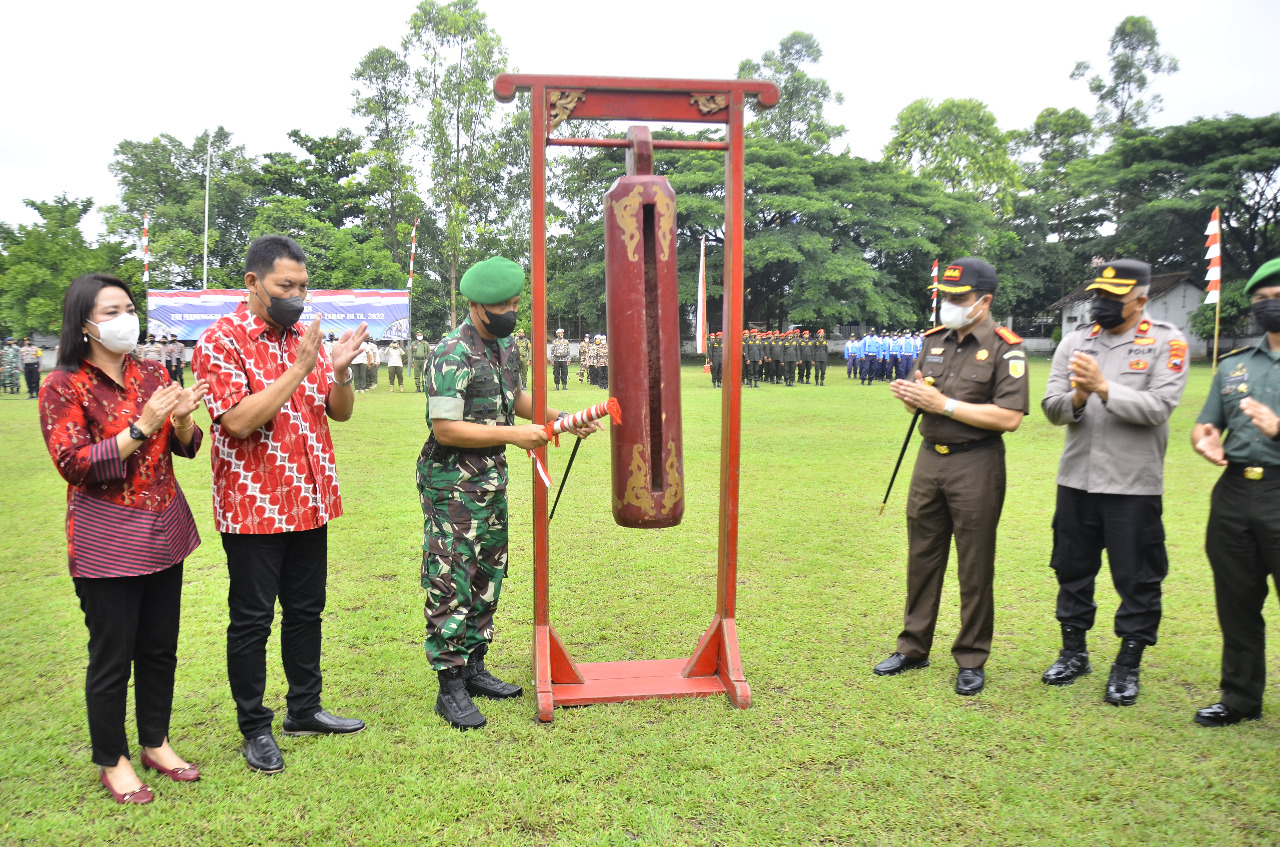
xmin=1244 ymin=257 xmax=1280 ymax=296
xmin=459 ymin=256 xmax=524 ymax=305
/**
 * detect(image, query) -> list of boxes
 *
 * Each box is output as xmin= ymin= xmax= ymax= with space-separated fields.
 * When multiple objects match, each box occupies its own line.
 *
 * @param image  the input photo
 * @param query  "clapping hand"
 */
xmin=173 ymin=380 xmax=209 ymax=421
xmin=329 ymin=322 xmax=371 ymax=375
xmin=1194 ymin=423 xmax=1228 ymax=467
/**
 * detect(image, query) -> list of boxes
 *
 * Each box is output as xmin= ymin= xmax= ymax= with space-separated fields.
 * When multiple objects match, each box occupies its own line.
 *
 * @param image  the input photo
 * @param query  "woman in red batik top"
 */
xmin=38 ymin=274 xmax=209 ymax=805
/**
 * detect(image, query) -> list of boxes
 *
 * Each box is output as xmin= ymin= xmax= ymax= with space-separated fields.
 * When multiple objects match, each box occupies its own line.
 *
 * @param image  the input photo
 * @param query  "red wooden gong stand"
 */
xmin=493 ymin=74 xmax=779 ymax=721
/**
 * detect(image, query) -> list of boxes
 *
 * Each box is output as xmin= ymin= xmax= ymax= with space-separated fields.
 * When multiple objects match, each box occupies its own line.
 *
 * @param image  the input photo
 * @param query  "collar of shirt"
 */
xmin=943 ymin=316 xmax=997 ymax=349
xmin=234 ymin=301 xmax=301 ymax=344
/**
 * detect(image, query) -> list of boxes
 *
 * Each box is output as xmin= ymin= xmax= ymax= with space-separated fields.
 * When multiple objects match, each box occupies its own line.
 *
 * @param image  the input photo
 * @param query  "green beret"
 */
xmin=1244 ymin=257 xmax=1280 ymax=296
xmin=459 ymin=256 xmax=524 ymax=305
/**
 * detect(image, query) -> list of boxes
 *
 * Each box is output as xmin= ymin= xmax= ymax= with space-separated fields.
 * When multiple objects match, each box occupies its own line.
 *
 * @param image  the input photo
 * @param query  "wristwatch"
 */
xmin=943 ymin=397 xmax=958 ymax=418
xmin=128 ymin=423 xmax=147 ymax=441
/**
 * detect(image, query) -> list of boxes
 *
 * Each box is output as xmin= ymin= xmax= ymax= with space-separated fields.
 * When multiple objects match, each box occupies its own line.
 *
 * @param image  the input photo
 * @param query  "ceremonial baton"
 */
xmin=536 ymin=398 xmax=623 ymax=521
xmin=879 ymin=377 xmax=933 ymax=516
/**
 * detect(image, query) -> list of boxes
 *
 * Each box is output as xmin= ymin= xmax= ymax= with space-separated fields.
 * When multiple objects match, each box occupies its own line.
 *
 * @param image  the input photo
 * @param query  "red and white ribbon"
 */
xmin=527 ymin=450 xmax=553 ymax=488
xmin=142 ymin=213 xmax=150 ymax=284
xmin=1204 ymin=207 xmax=1221 ymax=304
xmin=542 ymin=397 xmax=622 ymax=440
xmin=929 ymin=259 xmax=938 ymax=322
xmin=407 ymin=217 xmax=418 ymax=289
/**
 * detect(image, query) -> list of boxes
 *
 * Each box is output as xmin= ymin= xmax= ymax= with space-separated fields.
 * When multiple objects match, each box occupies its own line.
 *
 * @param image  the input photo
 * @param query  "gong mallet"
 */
xmin=544 ymin=398 xmax=623 ymax=522
xmin=879 ymin=377 xmax=933 ymax=515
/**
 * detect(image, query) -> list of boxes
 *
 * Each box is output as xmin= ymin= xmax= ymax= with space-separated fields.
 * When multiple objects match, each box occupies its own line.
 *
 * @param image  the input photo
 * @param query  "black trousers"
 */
xmin=167 ymin=364 xmax=184 ymax=387
xmin=1049 ymin=486 xmax=1167 ymax=645
xmin=814 ymin=361 xmax=826 ymax=382
xmin=710 ymin=362 xmax=721 ymax=384
xmin=1206 ymin=471 xmax=1280 ymax=713
xmin=553 ymin=360 xmax=568 ymax=386
xmin=222 ymin=527 xmax=327 ymax=737
xmin=24 ymin=362 xmax=40 ymax=395
xmin=73 ymin=563 xmax=184 ymax=767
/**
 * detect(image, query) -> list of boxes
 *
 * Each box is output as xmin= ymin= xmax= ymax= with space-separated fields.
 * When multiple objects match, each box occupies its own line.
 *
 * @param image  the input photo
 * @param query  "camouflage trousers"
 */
xmin=417 ymin=473 xmax=509 ymax=670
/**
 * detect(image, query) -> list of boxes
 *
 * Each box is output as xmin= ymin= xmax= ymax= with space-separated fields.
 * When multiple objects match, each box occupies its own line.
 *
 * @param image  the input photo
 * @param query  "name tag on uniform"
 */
xmin=926 ymin=355 xmax=944 ymax=363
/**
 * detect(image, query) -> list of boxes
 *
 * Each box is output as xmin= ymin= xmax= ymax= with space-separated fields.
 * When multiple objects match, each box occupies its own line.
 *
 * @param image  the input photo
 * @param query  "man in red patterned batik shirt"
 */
xmin=194 ymin=234 xmax=370 ymax=774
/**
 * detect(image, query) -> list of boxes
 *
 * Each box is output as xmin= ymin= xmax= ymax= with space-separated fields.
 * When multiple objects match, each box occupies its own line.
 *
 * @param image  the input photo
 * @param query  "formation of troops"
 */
xmin=843 ymin=330 xmax=924 ymax=384
xmin=578 ymin=333 xmax=610 ymax=388
xmin=706 ymin=327 xmax=831 ymax=388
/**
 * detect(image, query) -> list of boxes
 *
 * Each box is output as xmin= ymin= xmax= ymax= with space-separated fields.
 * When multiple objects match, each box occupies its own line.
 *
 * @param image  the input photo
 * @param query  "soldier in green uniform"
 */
xmin=782 ymin=330 xmax=798 ymax=386
xmin=1190 ymin=257 xmax=1280 ymax=727
xmin=410 ymin=332 xmax=431 ymax=393
xmin=515 ymin=330 xmax=532 ymax=390
xmin=873 ymin=257 xmax=1029 ymax=696
xmin=1 ymin=338 xmax=20 ymax=394
xmin=707 ymin=331 xmax=723 ymax=387
xmin=419 ymin=257 xmax=599 ymax=730
xmin=746 ymin=329 xmax=762 ymax=388
xmin=550 ymin=328 xmax=571 ymax=391
xmin=798 ymin=330 xmax=813 ymax=384
xmin=813 ymin=328 xmax=828 ymax=385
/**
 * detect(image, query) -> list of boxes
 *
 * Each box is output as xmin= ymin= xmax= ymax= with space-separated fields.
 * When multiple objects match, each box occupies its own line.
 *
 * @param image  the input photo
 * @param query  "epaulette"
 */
xmin=923 ymin=325 xmax=948 ymax=336
xmin=994 ymin=326 xmax=1023 ymax=344
xmin=1219 ymin=347 xmax=1250 ymax=360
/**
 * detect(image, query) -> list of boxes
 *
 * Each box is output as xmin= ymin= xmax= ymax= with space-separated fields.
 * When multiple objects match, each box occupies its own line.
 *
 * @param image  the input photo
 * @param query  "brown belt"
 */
xmin=921 ymin=435 xmax=1002 ymax=456
xmin=1226 ymin=462 xmax=1280 ymax=481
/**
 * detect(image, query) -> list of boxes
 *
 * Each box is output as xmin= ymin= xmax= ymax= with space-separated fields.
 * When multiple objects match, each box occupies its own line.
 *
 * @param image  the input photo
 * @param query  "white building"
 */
xmin=1050 ymin=271 xmax=1211 ymax=356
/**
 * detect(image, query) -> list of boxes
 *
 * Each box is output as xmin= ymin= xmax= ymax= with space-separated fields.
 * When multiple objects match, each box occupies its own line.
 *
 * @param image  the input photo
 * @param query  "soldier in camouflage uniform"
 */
xmin=594 ymin=335 xmax=609 ymax=388
xmin=2 ymin=338 xmax=20 ymax=394
xmin=550 ymin=328 xmax=571 ymax=390
xmin=419 ymin=257 xmax=599 ymax=730
xmin=515 ymin=330 xmax=532 ymax=390
xmin=410 ymin=332 xmax=431 ymax=393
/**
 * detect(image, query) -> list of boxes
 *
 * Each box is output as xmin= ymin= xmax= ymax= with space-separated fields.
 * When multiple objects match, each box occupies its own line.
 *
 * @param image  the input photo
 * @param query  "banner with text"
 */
xmin=147 ymin=289 xmax=411 ymax=341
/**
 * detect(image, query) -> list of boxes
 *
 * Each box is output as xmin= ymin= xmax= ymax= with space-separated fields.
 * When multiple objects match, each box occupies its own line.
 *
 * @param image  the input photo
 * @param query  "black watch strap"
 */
xmin=128 ymin=423 xmax=146 ymax=441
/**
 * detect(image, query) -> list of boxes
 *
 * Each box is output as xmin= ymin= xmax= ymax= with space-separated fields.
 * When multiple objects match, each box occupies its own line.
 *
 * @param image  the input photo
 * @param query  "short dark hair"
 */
xmin=245 ymin=234 xmax=306 ymax=280
xmin=57 ymin=274 xmax=136 ymax=370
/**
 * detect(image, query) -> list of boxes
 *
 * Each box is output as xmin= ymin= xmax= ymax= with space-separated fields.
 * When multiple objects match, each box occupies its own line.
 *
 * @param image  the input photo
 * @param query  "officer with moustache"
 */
xmin=873 ymin=258 xmax=1029 ymax=696
xmin=1040 ymin=259 xmax=1188 ymax=706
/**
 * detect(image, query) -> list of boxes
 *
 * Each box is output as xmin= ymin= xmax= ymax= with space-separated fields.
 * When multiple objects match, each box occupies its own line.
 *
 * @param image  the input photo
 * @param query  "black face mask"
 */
xmin=1253 ymin=298 xmax=1280 ymax=333
xmin=255 ymin=287 xmax=305 ymax=329
xmin=480 ymin=307 xmax=518 ymax=339
xmin=1090 ymin=297 xmax=1129 ymax=330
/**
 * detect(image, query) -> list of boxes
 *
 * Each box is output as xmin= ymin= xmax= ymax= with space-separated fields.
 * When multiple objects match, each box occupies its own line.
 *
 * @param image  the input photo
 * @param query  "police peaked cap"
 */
xmin=459 ymin=256 xmax=524 ymax=305
xmin=934 ymin=257 xmax=998 ymax=294
xmin=1087 ymin=258 xmax=1151 ymax=295
xmin=1245 ymin=257 xmax=1280 ymax=296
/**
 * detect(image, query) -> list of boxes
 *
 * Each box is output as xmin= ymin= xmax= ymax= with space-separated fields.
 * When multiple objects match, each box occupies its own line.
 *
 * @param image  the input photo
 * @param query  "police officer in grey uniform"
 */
xmin=1191 ymin=257 xmax=1280 ymax=726
xmin=1040 ymin=259 xmax=1189 ymax=706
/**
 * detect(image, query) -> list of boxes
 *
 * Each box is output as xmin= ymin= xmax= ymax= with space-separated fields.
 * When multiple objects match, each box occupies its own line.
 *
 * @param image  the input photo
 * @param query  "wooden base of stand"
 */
xmin=534 ymin=616 xmax=750 ymax=722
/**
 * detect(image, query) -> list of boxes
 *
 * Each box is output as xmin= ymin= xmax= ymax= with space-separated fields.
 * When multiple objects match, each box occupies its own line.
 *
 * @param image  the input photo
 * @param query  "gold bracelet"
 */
xmin=171 ymin=415 xmax=194 ymax=431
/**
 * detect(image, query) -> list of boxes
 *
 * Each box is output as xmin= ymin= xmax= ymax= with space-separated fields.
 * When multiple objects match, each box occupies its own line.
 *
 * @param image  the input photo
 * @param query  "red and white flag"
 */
xmin=695 ymin=235 xmax=707 ymax=354
xmin=142 ymin=213 xmax=150 ymax=284
xmin=929 ymin=259 xmax=938 ymax=322
xmin=406 ymin=217 xmax=418 ymax=289
xmin=1204 ymin=207 xmax=1221 ymax=304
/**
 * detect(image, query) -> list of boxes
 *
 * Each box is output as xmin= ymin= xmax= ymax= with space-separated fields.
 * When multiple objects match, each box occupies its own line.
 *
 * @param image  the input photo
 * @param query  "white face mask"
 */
xmin=86 ymin=312 xmax=140 ymax=355
xmin=939 ymin=297 xmax=985 ymax=331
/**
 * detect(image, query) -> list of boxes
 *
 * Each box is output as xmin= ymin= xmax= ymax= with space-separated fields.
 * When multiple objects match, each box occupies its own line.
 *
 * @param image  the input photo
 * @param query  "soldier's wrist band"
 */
xmin=943 ymin=397 xmax=958 ymax=417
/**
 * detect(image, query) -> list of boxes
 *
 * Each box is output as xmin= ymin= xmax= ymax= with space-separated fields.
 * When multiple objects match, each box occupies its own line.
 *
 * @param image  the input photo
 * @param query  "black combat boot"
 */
xmin=1104 ymin=639 xmax=1144 ymax=706
xmin=1042 ymin=625 xmax=1091 ymax=685
xmin=464 ymin=645 xmax=523 ymax=699
xmin=436 ymin=667 xmax=486 ymax=730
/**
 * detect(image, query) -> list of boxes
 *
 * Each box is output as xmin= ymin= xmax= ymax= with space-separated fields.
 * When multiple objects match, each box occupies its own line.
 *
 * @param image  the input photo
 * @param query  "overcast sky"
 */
xmin=2 ymin=0 xmax=1275 ymax=238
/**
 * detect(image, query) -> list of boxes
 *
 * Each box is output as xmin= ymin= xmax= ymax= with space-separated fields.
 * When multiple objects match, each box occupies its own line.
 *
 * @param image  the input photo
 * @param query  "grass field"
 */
xmin=0 ymin=357 xmax=1277 ymax=846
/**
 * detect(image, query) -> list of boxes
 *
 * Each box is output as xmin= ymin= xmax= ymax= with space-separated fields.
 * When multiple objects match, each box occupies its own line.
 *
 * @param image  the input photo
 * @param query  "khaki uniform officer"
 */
xmin=1191 ymin=257 xmax=1280 ymax=727
xmin=1040 ymin=259 xmax=1188 ymax=706
xmin=874 ymin=257 xmax=1029 ymax=696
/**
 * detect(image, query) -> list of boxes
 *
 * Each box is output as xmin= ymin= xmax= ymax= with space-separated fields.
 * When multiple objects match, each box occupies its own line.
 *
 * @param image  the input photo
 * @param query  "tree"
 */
xmin=0 ymin=196 xmax=133 ymax=335
xmin=884 ymin=98 xmax=1023 ymax=215
xmin=351 ymin=46 xmax=418 ymax=264
xmin=260 ymin=129 xmax=369 ymax=229
xmin=1072 ymin=16 xmax=1178 ymax=137
xmin=404 ymin=0 xmax=513 ymax=328
xmin=1189 ymin=279 xmax=1252 ymax=344
xmin=249 ymin=197 xmax=402 ymax=290
xmin=103 ymin=128 xmax=263 ymax=289
xmin=737 ymin=33 xmax=846 ymax=150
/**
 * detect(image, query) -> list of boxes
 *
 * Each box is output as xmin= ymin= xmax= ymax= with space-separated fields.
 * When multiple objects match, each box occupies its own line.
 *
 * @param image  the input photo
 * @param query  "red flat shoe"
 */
xmin=100 ymin=770 xmax=153 ymax=805
xmin=140 ymin=751 xmax=201 ymax=782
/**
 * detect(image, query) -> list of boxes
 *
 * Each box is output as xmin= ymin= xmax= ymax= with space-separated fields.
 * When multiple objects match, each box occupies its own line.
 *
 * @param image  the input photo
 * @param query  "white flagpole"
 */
xmin=696 ymin=236 xmax=707 ymax=354
xmin=201 ymin=134 xmax=211 ymax=291
xmin=407 ymin=217 xmax=418 ymax=289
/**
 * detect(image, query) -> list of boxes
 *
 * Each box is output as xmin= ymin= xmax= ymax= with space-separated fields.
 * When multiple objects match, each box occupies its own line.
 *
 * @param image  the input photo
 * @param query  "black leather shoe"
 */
xmin=436 ymin=667 xmax=486 ymax=730
xmin=955 ymin=667 xmax=985 ymax=696
xmin=872 ymin=652 xmax=930 ymax=676
xmin=243 ymin=734 xmax=284 ymax=774
xmin=1042 ymin=649 xmax=1092 ymax=685
xmin=1104 ymin=663 xmax=1140 ymax=706
xmin=282 ymin=708 xmax=366 ymax=736
xmin=464 ymin=646 xmax=523 ymax=699
xmin=1194 ymin=702 xmax=1262 ymax=727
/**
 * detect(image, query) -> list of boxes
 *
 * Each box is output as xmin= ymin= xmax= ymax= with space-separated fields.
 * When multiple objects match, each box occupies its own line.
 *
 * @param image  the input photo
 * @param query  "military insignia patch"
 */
xmin=976 ymin=349 xmax=989 ymax=361
xmin=931 ymin=347 xmax=944 ymax=354
xmin=1129 ymin=360 xmax=1149 ymax=371
xmin=1003 ymin=350 xmax=1025 ymax=359
xmin=1168 ymin=340 xmax=1188 ymax=372
xmin=1134 ymin=337 xmax=1156 ymax=346
xmin=1009 ymin=360 xmax=1025 ymax=378
xmin=1089 ymin=324 xmax=1101 ymax=338
xmin=1137 ymin=319 xmax=1152 ymax=334
xmin=943 ymin=265 xmax=963 ymax=281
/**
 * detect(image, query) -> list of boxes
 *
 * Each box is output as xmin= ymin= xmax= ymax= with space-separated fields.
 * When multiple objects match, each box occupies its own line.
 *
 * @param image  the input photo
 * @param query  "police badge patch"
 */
xmin=1009 ymin=360 xmax=1025 ymax=378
